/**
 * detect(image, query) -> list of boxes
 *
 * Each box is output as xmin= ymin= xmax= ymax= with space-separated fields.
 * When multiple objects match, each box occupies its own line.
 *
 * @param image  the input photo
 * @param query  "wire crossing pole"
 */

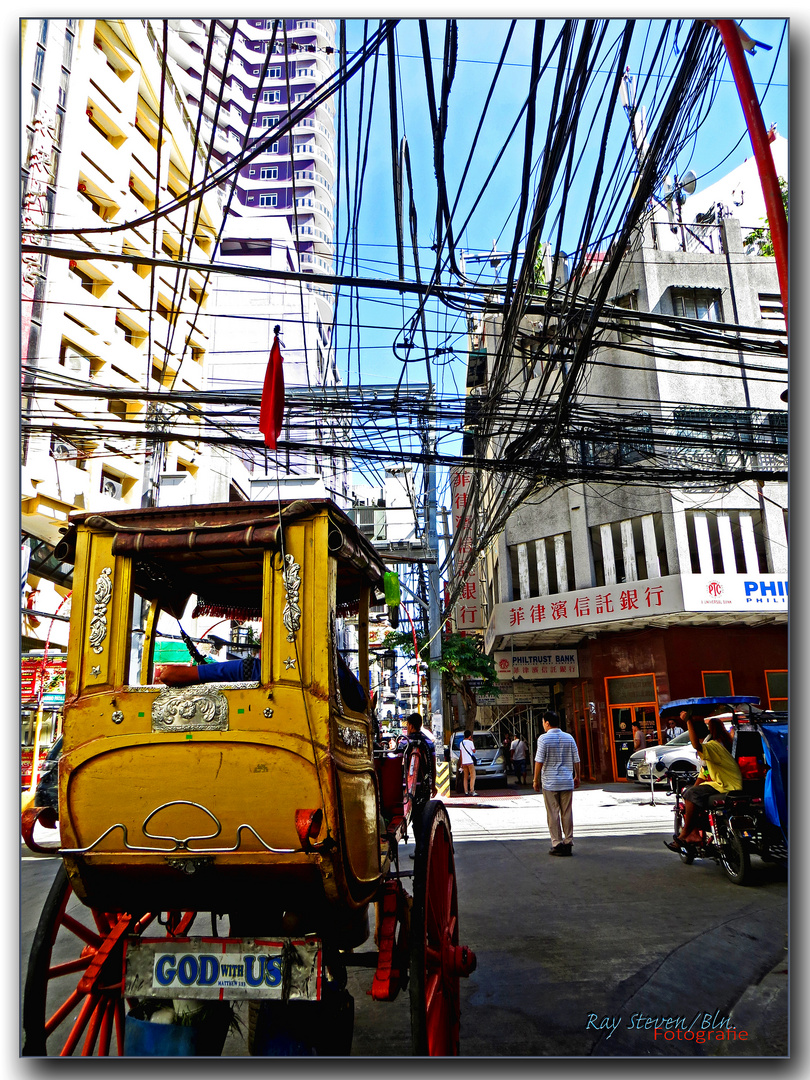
xmin=711 ymin=20 xmax=788 ymax=328
xmin=427 ymin=393 xmax=444 ymax=751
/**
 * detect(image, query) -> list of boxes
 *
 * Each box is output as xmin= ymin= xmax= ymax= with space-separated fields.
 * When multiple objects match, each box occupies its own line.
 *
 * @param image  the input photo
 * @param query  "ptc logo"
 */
xmin=707 ymin=581 xmax=723 ymax=597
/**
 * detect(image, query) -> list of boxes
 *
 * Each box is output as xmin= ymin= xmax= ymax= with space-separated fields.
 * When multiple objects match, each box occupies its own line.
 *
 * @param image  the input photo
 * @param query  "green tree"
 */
xmin=382 ymin=629 xmax=501 ymax=729
xmin=743 ymin=177 xmax=788 ymax=256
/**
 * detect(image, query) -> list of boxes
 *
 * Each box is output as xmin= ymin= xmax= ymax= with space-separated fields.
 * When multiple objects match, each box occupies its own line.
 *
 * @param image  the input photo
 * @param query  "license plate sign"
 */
xmin=125 ymin=938 xmax=322 ymax=1001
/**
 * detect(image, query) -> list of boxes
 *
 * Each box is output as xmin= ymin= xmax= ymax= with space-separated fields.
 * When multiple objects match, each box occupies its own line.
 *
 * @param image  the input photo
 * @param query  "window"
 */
xmin=259 ymin=194 xmax=277 ymax=207
xmin=615 ymin=291 xmax=639 ymax=343
xmin=671 ymin=288 xmax=722 ymax=322
xmin=261 ymin=115 xmax=279 ymax=128
xmin=33 ymin=44 xmax=45 ymax=84
xmin=269 ymin=141 xmax=279 ymax=154
xmin=605 ymin=674 xmax=656 ymax=706
xmin=618 ymin=413 xmax=654 ymax=465
xmin=757 ymin=411 xmax=788 ymax=453
xmin=702 ymin=671 xmax=734 ymax=697
xmin=758 ymin=292 xmax=785 ymax=330
xmin=260 ymin=166 xmax=278 ymax=180
xmin=63 ymin=27 xmax=74 ymax=68
xmin=765 ymin=670 xmax=787 ymax=711
xmin=58 ymin=67 xmax=69 ymax=108
xmin=263 ymin=90 xmax=281 ymax=103
xmin=268 ymin=66 xmax=283 ymax=78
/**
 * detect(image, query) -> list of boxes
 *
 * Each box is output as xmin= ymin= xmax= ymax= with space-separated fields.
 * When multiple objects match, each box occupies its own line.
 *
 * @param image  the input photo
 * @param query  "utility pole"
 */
xmin=426 ymin=391 xmax=444 ymax=749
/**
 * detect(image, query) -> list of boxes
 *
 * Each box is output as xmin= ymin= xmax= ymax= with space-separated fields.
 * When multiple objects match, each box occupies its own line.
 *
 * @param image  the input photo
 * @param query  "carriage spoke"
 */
xmin=60 ymin=913 xmax=102 ymax=949
xmin=97 ymin=999 xmax=115 ymax=1057
xmin=48 ymin=955 xmax=93 ymax=980
xmin=80 ymin=995 xmax=107 ymax=1056
xmin=59 ymin=992 xmax=98 ymax=1056
xmin=45 ymin=988 xmax=83 ymax=1036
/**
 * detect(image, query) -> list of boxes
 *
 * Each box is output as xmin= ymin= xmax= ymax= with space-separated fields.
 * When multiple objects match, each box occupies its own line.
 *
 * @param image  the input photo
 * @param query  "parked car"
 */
xmin=625 ymin=732 xmax=699 ymax=785
xmin=626 ymin=711 xmax=744 ymax=785
xmin=449 ymin=729 xmax=508 ymax=788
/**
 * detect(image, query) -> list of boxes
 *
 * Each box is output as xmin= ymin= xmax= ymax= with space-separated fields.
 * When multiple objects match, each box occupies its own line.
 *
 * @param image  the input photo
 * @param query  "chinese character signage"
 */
xmin=494 ymin=650 xmax=579 ymax=680
xmin=486 ymin=575 xmax=684 ymax=640
xmin=449 ymin=467 xmax=482 ymax=632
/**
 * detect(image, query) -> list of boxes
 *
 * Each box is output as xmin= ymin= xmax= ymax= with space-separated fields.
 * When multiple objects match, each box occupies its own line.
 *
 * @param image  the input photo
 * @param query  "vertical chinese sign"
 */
xmin=449 ymin=467 xmax=482 ymax=635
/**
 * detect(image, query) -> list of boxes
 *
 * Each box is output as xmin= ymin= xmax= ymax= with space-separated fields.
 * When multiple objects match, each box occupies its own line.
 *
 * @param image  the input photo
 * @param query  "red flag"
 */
xmin=259 ymin=332 xmax=284 ymax=448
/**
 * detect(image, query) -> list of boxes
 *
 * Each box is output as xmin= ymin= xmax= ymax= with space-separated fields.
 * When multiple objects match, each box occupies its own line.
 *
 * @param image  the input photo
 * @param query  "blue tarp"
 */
xmin=760 ymin=723 xmax=788 ymax=840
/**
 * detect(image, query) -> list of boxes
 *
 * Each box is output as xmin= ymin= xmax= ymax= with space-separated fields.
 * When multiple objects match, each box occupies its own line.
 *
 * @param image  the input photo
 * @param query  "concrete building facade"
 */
xmin=470 ymin=152 xmax=788 ymax=781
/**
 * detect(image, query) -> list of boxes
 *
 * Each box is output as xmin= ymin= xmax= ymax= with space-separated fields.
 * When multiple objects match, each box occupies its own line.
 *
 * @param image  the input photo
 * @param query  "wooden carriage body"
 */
xmin=55 ymin=499 xmax=387 ymax=944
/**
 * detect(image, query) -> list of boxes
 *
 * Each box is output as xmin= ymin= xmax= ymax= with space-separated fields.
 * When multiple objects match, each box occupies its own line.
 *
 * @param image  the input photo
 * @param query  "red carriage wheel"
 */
xmin=22 ymin=864 xmax=192 ymax=1056
xmin=409 ymin=801 xmax=476 ymax=1056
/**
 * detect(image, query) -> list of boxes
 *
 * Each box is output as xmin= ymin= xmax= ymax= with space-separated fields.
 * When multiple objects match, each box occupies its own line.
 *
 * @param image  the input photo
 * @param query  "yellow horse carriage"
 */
xmin=22 ymin=499 xmax=475 ymax=1056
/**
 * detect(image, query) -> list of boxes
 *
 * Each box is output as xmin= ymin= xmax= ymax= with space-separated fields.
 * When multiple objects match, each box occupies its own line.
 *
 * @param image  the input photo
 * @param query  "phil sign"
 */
xmin=681 ymin=574 xmax=788 ymax=612
xmin=494 ymin=651 xmax=579 ymax=680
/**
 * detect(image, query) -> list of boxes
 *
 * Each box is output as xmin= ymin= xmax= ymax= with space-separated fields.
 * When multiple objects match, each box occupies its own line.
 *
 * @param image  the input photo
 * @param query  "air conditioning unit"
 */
xmin=51 ymin=439 xmax=74 ymax=459
xmin=64 ymin=348 xmax=90 ymax=379
xmin=356 ymin=506 xmax=386 ymax=542
xmin=102 ymin=477 xmax=123 ymax=499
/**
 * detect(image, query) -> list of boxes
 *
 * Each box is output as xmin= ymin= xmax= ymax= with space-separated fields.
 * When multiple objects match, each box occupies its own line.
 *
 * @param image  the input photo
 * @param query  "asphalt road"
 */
xmin=20 ymin=782 xmax=788 ymax=1057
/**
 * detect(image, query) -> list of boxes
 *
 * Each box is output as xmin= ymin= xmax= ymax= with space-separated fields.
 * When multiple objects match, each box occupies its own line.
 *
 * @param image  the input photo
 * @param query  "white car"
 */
xmin=625 ymin=732 xmax=699 ymax=785
xmin=449 ymin=730 xmax=508 ymax=788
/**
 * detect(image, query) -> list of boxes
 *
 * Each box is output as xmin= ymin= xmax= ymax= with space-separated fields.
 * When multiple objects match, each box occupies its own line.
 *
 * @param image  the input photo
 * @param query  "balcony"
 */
xmin=293 ymin=168 xmax=332 ymax=196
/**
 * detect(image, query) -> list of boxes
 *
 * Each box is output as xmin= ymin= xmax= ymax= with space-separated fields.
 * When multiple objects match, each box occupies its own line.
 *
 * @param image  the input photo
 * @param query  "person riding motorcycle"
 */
xmin=665 ymin=715 xmax=742 ymax=851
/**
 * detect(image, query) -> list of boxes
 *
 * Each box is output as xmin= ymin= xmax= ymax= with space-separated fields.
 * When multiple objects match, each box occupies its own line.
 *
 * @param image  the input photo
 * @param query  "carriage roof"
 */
xmin=56 ymin=498 xmax=387 ymax=619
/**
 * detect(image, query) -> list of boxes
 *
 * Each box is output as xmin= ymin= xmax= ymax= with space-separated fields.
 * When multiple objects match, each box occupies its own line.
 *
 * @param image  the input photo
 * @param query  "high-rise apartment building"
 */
xmin=21 ymin=19 xmax=235 ymax=654
xmin=166 ymin=18 xmax=349 ymax=504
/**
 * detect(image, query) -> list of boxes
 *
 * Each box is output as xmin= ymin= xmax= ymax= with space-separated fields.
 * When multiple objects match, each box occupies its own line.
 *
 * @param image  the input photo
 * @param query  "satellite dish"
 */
xmin=680 ymin=170 xmax=697 ymax=196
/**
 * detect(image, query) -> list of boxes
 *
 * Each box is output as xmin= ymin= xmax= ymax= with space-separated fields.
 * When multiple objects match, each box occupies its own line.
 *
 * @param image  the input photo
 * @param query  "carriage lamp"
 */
xmin=295 ymin=808 xmax=324 ymax=852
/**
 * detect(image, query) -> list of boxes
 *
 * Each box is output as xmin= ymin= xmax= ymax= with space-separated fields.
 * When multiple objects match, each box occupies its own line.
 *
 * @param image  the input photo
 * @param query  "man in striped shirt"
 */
xmin=533 ymin=710 xmax=580 ymax=856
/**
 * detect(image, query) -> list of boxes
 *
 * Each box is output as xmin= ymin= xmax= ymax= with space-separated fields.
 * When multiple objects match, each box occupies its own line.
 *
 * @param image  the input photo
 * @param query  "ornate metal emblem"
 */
xmin=282 ymin=554 xmax=301 ymax=642
xmin=111 ymin=710 xmax=124 ymax=724
xmin=337 ymin=725 xmax=368 ymax=751
xmin=91 ymin=666 xmax=101 ymax=677
xmin=284 ymin=656 xmax=297 ymax=670
xmin=152 ymin=685 xmax=229 ymax=733
xmin=89 ymin=567 xmax=112 ymax=654
xmin=264 ymin=707 xmax=274 ymax=718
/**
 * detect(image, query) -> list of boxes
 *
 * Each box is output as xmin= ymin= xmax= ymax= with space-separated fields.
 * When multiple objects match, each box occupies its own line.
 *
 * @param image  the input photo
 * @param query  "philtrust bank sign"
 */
xmin=494 ymin=651 xmax=579 ymax=680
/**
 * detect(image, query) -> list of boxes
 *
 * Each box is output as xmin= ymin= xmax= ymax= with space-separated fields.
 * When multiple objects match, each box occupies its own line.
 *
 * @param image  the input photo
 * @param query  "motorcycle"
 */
xmin=661 ymin=696 xmax=788 ymax=886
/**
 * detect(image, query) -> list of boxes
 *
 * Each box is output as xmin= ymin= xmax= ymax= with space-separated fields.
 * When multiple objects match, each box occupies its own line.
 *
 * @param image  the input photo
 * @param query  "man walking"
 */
xmin=533 ymin=711 xmax=580 ymax=856
xmin=510 ymin=733 xmax=529 ymax=786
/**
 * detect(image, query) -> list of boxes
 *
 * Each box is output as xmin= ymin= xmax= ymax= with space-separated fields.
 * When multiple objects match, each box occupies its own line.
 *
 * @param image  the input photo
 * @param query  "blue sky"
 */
xmin=332 ymin=17 xmax=788 ymax=494
xmin=337 ymin=18 xmax=787 ymax=366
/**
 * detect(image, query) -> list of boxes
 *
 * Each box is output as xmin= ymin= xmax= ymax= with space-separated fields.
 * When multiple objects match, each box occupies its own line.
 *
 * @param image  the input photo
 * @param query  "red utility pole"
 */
xmin=712 ymin=20 xmax=788 ymax=327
